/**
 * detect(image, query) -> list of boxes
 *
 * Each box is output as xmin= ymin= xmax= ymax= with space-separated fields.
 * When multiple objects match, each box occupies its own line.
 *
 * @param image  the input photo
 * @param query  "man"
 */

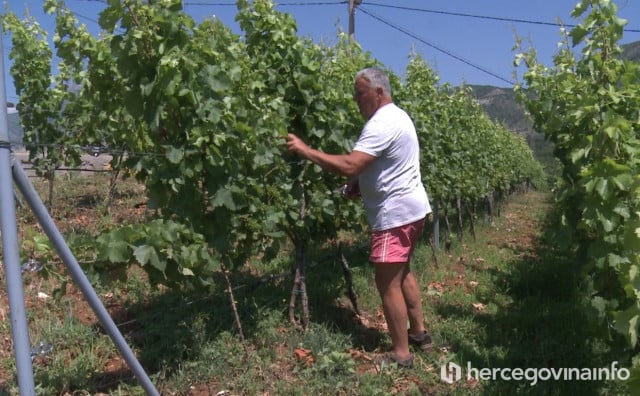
xmin=286 ymin=67 xmax=432 ymax=367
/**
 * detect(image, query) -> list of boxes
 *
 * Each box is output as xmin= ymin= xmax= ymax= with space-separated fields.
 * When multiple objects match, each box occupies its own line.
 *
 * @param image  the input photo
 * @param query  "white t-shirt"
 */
xmin=353 ymin=103 xmax=431 ymax=231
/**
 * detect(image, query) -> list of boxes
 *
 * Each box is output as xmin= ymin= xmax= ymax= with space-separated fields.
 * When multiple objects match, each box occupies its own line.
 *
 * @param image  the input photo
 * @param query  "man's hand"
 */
xmin=285 ymin=133 xmax=375 ymax=178
xmin=286 ymin=133 xmax=309 ymax=158
xmin=342 ymin=178 xmax=361 ymax=199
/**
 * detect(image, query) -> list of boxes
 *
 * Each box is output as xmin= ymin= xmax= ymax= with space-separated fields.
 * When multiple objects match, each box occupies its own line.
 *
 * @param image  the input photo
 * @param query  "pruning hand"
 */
xmin=286 ymin=133 xmax=310 ymax=158
xmin=341 ymin=178 xmax=361 ymax=199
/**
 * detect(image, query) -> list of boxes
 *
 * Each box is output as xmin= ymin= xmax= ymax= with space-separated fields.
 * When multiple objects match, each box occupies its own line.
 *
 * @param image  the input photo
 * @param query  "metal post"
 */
xmin=1 ymin=24 xmax=157 ymax=396
xmin=11 ymin=160 xmax=160 ymax=396
xmin=0 ymin=37 xmax=36 ymax=396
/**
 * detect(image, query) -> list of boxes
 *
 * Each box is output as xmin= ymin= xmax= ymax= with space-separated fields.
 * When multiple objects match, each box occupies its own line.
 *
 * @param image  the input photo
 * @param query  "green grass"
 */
xmin=0 ymin=174 xmax=632 ymax=395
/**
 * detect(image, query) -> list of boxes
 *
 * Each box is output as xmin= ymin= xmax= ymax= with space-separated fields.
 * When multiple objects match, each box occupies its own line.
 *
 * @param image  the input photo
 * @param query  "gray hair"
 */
xmin=356 ymin=67 xmax=392 ymax=97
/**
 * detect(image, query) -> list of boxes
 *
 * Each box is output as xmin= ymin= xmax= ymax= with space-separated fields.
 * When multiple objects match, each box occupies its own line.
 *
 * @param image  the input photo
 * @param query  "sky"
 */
xmin=3 ymin=0 xmax=640 ymax=106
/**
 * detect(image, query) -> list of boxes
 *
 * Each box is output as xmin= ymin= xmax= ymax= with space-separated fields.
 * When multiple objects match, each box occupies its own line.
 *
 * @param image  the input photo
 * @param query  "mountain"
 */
xmin=468 ymin=84 xmax=557 ymax=174
xmin=6 ymin=110 xmax=23 ymax=146
xmin=621 ymin=40 xmax=640 ymax=62
xmin=468 ymin=40 xmax=640 ymax=175
xmin=470 ymin=85 xmax=530 ymax=132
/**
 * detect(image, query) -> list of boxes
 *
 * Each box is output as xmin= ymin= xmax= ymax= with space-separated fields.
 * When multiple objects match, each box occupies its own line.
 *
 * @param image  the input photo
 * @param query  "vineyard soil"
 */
xmin=0 ymin=176 xmax=627 ymax=395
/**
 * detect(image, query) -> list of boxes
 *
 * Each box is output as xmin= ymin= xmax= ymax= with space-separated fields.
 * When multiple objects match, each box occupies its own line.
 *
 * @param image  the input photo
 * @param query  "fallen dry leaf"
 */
xmin=428 ymin=281 xmax=446 ymax=292
xmin=294 ymin=347 xmax=314 ymax=367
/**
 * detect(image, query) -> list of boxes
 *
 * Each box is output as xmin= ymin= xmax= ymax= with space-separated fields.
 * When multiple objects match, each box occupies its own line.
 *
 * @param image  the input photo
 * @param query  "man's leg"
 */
xmin=374 ymin=262 xmax=411 ymax=360
xmin=402 ymin=268 xmax=427 ymax=336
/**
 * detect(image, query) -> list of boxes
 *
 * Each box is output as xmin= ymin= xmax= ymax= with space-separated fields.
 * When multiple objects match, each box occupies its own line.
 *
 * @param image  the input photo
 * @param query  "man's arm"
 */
xmin=286 ymin=133 xmax=375 ymax=178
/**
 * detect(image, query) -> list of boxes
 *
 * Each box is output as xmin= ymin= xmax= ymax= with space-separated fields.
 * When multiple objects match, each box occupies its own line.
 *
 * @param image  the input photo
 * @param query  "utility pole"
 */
xmin=348 ymin=0 xmax=362 ymax=41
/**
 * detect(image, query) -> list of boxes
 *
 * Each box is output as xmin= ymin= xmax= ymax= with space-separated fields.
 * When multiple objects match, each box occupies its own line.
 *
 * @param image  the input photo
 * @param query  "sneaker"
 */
xmin=408 ymin=330 xmax=433 ymax=351
xmin=377 ymin=352 xmax=414 ymax=368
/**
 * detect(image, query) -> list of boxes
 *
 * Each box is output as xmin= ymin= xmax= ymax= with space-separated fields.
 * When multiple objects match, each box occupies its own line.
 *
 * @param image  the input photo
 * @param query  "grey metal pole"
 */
xmin=0 ymin=39 xmax=36 ymax=395
xmin=11 ymin=160 xmax=160 ymax=396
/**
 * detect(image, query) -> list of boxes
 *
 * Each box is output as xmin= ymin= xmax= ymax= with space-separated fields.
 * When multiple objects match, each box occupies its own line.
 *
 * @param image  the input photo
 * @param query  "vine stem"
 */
xmin=289 ymin=242 xmax=308 ymax=331
xmin=466 ymin=201 xmax=476 ymax=242
xmin=289 ymin=182 xmax=309 ymax=330
xmin=443 ymin=204 xmax=452 ymax=252
xmin=334 ymin=240 xmax=360 ymax=316
xmin=221 ymin=264 xmax=248 ymax=354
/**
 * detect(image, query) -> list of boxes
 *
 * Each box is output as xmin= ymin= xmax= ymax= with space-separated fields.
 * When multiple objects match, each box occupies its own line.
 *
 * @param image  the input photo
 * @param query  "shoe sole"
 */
xmin=408 ymin=333 xmax=433 ymax=351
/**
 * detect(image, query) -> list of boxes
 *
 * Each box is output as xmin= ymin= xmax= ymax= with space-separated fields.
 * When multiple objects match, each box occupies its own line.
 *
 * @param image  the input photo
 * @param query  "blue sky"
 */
xmin=3 ymin=0 xmax=640 ymax=106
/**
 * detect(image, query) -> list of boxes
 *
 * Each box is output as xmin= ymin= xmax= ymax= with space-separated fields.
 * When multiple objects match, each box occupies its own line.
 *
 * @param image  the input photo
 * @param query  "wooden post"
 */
xmin=348 ymin=0 xmax=362 ymax=41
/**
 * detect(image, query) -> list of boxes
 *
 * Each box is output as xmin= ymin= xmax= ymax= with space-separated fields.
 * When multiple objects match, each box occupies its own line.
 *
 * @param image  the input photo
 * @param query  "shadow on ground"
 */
xmin=434 ymin=210 xmax=631 ymax=396
xmin=66 ymin=238 xmax=379 ymax=394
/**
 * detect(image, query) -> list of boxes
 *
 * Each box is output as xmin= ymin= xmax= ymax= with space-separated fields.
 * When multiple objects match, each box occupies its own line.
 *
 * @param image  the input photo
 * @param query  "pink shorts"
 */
xmin=369 ymin=217 xmax=426 ymax=263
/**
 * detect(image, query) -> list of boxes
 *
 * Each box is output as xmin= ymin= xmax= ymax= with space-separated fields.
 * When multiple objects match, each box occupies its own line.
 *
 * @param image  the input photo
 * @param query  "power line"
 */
xmin=184 ymin=1 xmax=345 ymax=5
xmin=35 ymin=1 xmax=640 ymax=34
xmin=46 ymin=0 xmax=640 ymax=34
xmin=182 ymin=1 xmax=237 ymax=5
xmin=70 ymin=11 xmax=100 ymax=26
xmin=363 ymin=2 xmax=640 ymax=33
xmin=7 ymin=0 xmax=638 ymax=92
xmin=274 ymin=1 xmax=346 ymax=5
xmin=357 ymin=6 xmax=515 ymax=86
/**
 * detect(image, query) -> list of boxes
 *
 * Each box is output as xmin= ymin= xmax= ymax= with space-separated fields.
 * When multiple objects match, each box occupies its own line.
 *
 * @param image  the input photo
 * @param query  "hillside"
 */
xmin=469 ymin=40 xmax=640 ymax=175
xmin=470 ymin=85 xmax=529 ymax=132
xmin=468 ymin=84 xmax=557 ymax=174
xmin=621 ymin=40 xmax=640 ymax=62
xmin=7 ymin=112 xmax=22 ymax=145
